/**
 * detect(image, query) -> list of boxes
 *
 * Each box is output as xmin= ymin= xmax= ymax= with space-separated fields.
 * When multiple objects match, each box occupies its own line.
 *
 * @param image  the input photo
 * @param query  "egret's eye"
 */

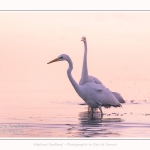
xmin=60 ymin=57 xmax=63 ymax=59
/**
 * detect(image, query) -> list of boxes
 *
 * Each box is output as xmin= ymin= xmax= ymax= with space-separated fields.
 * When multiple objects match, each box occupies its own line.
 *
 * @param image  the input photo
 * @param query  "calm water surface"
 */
xmin=0 ymin=89 xmax=150 ymax=138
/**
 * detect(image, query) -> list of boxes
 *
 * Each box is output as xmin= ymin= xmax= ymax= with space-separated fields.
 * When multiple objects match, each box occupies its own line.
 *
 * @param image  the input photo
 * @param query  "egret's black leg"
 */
xmin=98 ymin=105 xmax=104 ymax=115
xmin=88 ymin=106 xmax=90 ymax=112
xmin=91 ymin=107 xmax=94 ymax=119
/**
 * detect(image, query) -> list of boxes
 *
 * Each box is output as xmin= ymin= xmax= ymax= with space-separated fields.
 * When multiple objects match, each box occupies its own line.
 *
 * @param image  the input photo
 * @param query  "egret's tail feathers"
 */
xmin=112 ymin=92 xmax=126 ymax=103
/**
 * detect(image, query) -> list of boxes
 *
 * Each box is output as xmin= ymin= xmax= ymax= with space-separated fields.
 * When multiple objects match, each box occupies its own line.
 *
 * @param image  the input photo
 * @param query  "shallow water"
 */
xmin=0 ymin=90 xmax=150 ymax=138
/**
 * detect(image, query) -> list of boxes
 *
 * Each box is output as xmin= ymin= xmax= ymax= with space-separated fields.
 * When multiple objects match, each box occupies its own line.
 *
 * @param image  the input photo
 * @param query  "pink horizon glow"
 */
xmin=1 ymin=12 xmax=150 ymax=101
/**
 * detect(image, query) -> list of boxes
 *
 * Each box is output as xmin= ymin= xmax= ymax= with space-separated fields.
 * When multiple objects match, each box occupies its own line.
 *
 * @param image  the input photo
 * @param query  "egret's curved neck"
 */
xmin=81 ymin=41 xmax=89 ymax=81
xmin=67 ymin=58 xmax=82 ymax=97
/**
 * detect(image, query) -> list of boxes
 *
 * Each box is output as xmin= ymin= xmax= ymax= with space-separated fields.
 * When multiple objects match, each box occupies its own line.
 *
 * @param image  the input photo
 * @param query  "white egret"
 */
xmin=47 ymin=54 xmax=122 ymax=115
xmin=80 ymin=36 xmax=125 ymax=104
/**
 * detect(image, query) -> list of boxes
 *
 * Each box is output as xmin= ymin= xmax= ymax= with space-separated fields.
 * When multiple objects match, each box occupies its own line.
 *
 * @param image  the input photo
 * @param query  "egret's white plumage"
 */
xmin=80 ymin=36 xmax=125 ymax=104
xmin=47 ymin=54 xmax=122 ymax=115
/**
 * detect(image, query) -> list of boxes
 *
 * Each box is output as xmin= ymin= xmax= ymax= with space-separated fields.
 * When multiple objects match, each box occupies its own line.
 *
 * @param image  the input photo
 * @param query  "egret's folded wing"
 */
xmin=89 ymin=75 xmax=103 ymax=84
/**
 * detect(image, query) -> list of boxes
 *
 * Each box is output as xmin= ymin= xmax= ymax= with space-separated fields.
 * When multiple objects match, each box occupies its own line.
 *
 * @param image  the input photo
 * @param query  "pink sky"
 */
xmin=0 ymin=12 xmax=150 ymax=100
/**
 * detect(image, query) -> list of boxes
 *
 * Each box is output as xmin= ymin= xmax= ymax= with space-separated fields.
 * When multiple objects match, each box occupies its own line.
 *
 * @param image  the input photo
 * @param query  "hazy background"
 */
xmin=0 ymin=11 xmax=150 ymax=106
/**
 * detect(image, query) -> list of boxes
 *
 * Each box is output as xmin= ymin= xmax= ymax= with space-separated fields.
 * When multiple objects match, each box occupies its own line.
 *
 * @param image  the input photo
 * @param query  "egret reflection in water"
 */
xmin=78 ymin=110 xmax=123 ymax=125
xmin=65 ymin=111 xmax=123 ymax=137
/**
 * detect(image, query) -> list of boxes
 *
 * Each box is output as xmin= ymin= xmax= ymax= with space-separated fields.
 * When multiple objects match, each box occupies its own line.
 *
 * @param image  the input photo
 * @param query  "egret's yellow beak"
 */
xmin=47 ymin=58 xmax=59 ymax=64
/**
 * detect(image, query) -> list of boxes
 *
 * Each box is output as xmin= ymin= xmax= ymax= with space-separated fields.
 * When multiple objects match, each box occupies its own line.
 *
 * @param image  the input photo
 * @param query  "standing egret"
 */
xmin=47 ymin=54 xmax=122 ymax=115
xmin=80 ymin=36 xmax=125 ymax=104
